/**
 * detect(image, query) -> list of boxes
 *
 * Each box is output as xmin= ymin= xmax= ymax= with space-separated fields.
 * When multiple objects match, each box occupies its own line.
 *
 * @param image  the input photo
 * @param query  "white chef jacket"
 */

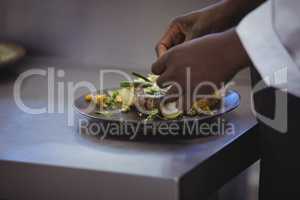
xmin=237 ymin=0 xmax=300 ymax=97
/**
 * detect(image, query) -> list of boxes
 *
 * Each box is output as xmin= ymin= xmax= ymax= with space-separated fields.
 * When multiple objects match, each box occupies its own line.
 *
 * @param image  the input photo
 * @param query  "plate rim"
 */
xmin=73 ymin=89 xmax=241 ymax=124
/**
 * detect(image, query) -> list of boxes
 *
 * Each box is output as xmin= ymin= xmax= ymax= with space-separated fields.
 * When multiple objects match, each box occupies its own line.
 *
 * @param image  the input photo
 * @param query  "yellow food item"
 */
xmin=115 ymin=95 xmax=123 ymax=103
xmin=84 ymin=94 xmax=93 ymax=102
xmin=95 ymin=94 xmax=108 ymax=106
xmin=193 ymin=99 xmax=209 ymax=111
xmin=192 ymin=98 xmax=219 ymax=114
xmin=84 ymin=73 xmax=222 ymax=120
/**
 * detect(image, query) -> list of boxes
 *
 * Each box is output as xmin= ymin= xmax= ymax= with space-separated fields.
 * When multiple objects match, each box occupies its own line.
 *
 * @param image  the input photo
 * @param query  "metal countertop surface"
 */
xmin=0 ymin=58 xmax=259 ymax=200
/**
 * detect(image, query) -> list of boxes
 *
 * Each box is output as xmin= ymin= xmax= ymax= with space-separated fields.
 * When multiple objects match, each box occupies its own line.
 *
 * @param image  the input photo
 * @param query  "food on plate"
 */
xmin=0 ymin=44 xmax=18 ymax=62
xmin=160 ymin=102 xmax=182 ymax=119
xmin=0 ymin=43 xmax=26 ymax=65
xmin=84 ymin=72 xmax=221 ymax=120
xmin=84 ymin=94 xmax=93 ymax=102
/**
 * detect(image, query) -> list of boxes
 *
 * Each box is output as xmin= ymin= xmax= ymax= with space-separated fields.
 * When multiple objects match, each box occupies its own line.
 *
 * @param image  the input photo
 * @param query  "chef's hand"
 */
xmin=155 ymin=0 xmax=265 ymax=57
xmin=152 ymin=29 xmax=250 ymax=112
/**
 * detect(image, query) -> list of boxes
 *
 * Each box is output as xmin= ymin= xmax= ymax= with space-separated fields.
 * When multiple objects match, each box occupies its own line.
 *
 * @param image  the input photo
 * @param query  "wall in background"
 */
xmin=0 ymin=1 xmax=257 ymax=200
xmin=0 ymin=0 xmax=217 ymax=69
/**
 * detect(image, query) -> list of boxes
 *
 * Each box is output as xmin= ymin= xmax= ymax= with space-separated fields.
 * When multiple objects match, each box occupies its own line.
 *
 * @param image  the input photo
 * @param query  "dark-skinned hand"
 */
xmin=152 ymin=29 xmax=250 ymax=112
xmin=155 ymin=0 xmax=265 ymax=57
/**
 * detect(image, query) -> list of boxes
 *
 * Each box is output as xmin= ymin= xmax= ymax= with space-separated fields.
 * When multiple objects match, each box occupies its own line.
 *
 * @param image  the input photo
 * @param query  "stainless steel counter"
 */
xmin=0 ymin=58 xmax=259 ymax=200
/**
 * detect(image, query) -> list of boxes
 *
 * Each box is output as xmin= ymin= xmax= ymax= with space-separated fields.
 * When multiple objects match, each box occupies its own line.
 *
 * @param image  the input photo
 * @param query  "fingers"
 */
xmin=155 ymin=23 xmax=185 ymax=57
xmin=156 ymin=44 xmax=168 ymax=58
xmin=156 ymin=70 xmax=172 ymax=88
xmin=185 ymin=24 xmax=208 ymax=41
xmin=151 ymin=52 xmax=168 ymax=75
xmin=155 ymin=74 xmax=196 ymax=113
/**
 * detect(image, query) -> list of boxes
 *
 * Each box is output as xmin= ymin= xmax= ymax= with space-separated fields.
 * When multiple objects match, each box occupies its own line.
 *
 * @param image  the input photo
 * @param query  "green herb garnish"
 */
xmin=132 ymin=72 xmax=151 ymax=82
xmin=105 ymin=90 xmax=120 ymax=108
xmin=120 ymin=81 xmax=132 ymax=88
xmin=144 ymin=85 xmax=160 ymax=95
xmin=145 ymin=109 xmax=159 ymax=121
xmin=120 ymin=80 xmax=153 ymax=88
xmin=95 ymin=110 xmax=113 ymax=117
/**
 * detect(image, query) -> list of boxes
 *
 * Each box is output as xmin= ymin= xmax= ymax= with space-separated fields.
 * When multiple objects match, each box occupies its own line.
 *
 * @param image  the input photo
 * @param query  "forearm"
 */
xmin=196 ymin=0 xmax=267 ymax=34
xmin=219 ymin=28 xmax=251 ymax=71
xmin=224 ymin=0 xmax=266 ymax=9
xmin=222 ymin=0 xmax=266 ymax=25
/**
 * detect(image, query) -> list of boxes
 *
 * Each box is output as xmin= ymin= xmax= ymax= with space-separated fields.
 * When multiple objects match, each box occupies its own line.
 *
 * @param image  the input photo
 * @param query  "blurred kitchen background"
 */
xmin=0 ymin=0 xmax=259 ymax=199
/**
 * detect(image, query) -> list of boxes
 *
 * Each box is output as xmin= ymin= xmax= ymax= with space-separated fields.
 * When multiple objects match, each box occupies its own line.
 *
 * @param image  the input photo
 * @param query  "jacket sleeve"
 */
xmin=237 ymin=0 xmax=300 ymax=97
